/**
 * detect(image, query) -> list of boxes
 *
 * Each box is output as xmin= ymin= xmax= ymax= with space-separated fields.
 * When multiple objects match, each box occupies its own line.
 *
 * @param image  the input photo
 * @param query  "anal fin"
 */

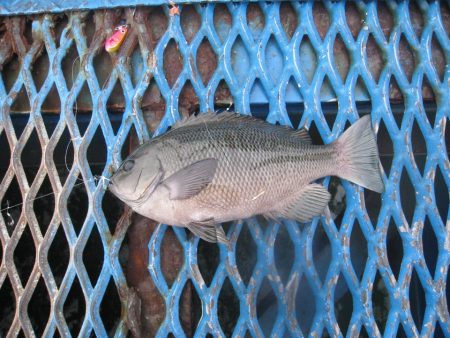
xmin=187 ymin=219 xmax=228 ymax=244
xmin=277 ymin=184 xmax=331 ymax=223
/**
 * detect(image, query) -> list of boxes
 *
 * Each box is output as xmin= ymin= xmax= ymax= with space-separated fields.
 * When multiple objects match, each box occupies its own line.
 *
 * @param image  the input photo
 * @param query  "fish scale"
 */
xmin=109 ymin=113 xmax=384 ymax=243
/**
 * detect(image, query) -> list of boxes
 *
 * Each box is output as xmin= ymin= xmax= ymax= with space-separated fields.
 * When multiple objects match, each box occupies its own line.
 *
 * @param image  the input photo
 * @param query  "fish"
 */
xmin=109 ymin=112 xmax=384 ymax=244
xmin=105 ymin=23 xmax=129 ymax=53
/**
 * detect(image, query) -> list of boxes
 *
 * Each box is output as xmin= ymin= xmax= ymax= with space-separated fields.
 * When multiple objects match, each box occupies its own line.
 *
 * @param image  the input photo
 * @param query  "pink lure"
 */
xmin=105 ymin=24 xmax=129 ymax=53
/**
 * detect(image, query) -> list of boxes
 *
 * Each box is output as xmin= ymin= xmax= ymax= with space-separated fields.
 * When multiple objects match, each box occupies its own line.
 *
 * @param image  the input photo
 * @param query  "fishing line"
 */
xmin=0 ymin=175 xmax=110 ymax=225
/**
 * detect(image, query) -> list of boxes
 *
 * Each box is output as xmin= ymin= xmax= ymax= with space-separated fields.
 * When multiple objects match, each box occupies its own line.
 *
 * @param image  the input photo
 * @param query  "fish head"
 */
xmin=109 ymin=142 xmax=163 ymax=205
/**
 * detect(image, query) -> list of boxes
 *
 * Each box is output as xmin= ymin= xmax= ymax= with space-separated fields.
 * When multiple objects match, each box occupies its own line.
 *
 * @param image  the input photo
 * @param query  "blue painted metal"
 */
xmin=0 ymin=1 xmax=449 ymax=337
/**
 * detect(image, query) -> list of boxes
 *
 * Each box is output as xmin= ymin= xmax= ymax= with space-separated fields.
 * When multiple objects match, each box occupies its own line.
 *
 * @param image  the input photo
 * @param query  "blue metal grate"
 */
xmin=0 ymin=1 xmax=449 ymax=337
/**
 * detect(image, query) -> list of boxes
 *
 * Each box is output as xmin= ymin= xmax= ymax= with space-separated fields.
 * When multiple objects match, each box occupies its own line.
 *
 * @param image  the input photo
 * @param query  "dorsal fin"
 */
xmin=294 ymin=127 xmax=312 ymax=144
xmin=172 ymin=112 xmax=312 ymax=143
xmin=172 ymin=112 xmax=261 ymax=129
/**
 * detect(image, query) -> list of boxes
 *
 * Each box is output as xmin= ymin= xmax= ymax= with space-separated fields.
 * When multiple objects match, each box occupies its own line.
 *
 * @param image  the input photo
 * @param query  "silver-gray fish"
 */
xmin=109 ymin=112 xmax=384 ymax=243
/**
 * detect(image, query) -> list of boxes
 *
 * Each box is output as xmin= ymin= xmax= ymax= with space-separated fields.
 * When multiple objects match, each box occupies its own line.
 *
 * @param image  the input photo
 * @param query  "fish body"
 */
xmin=109 ymin=113 xmax=384 ymax=243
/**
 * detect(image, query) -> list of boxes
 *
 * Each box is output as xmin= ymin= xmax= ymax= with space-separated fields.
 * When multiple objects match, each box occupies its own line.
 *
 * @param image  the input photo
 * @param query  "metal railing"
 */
xmin=0 ymin=1 xmax=449 ymax=337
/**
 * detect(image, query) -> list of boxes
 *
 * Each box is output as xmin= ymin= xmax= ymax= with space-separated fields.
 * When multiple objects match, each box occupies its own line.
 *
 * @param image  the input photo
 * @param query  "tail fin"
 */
xmin=335 ymin=115 xmax=384 ymax=193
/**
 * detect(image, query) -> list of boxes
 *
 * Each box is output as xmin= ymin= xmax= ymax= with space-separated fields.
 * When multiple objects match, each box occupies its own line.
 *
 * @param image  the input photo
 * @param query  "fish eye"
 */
xmin=122 ymin=159 xmax=135 ymax=172
xmin=121 ymin=29 xmax=125 ymax=33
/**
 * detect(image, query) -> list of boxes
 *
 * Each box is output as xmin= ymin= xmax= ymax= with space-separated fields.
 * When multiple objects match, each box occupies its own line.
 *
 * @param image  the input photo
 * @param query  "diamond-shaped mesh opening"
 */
xmin=93 ymin=48 xmax=113 ymax=89
xmin=99 ymin=277 xmax=121 ymax=335
xmin=197 ymin=239 xmax=220 ymax=287
xmin=312 ymin=221 xmax=331 ymax=284
xmin=102 ymin=189 xmax=125 ymax=235
xmin=179 ymin=279 xmax=202 ymax=336
xmin=386 ymin=219 xmax=403 ymax=280
xmin=53 ymin=126 xmax=74 ymax=185
xmin=431 ymin=34 xmax=445 ymax=83
xmin=257 ymin=277 xmax=278 ymax=335
xmin=181 ymin=5 xmax=200 ymax=45
xmin=299 ymin=36 xmax=317 ymax=84
xmin=377 ymin=118 xmax=394 ymax=176
xmin=32 ymin=48 xmax=49 ymax=93
xmin=141 ymin=80 xmax=166 ymax=133
xmin=74 ymin=83 xmax=93 ymax=135
xmin=87 ymin=126 xmax=107 ymax=177
xmin=33 ymin=175 xmax=54 ymax=234
xmin=334 ymin=274 xmax=353 ymax=336
xmin=61 ymin=42 xmax=80 ymax=91
xmin=350 ymin=219 xmax=368 ymax=281
xmin=82 ymin=224 xmax=104 ymax=285
xmin=231 ymin=36 xmax=250 ymax=84
xmin=398 ymin=35 xmax=416 ymax=83
xmin=250 ymin=79 xmax=269 ymax=120
xmin=160 ymin=227 xmax=184 ymax=288
xmin=214 ymin=79 xmax=233 ymax=112
xmin=0 ymin=277 xmax=15 ymax=337
xmin=372 ymin=272 xmax=389 ymax=335
xmin=329 ymin=177 xmax=346 ymax=227
xmin=2 ymin=53 xmax=20 ymax=93
xmin=48 ymin=225 xmax=69 ymax=288
xmin=236 ymin=223 xmax=257 ymax=286
xmin=28 ymin=277 xmax=51 ymax=337
xmin=179 ymin=80 xmax=199 ymax=118
xmin=296 ymin=276 xmax=315 ymax=335
xmin=389 ymin=76 xmax=404 ymax=129
xmin=197 ymin=38 xmax=217 ymax=86
xmin=2 ymin=175 xmax=22 ymax=236
xmin=163 ymin=39 xmax=183 ymax=88
xmin=129 ymin=48 xmax=143 ymax=88
xmin=265 ymin=36 xmax=284 ymax=84
xmin=0 ymin=131 xmax=10 ymax=181
xmin=107 ymin=81 xmax=125 ymax=135
xmin=13 ymin=224 xmax=35 ymax=285
xmin=274 ymin=225 xmax=295 ymax=285
xmin=41 ymin=84 xmax=61 ymax=114
xmin=308 ymin=120 xmax=324 ymax=145
xmin=21 ymin=128 xmax=41 ymax=185
xmin=345 ymin=2 xmax=362 ymax=40
xmin=63 ymin=277 xmax=85 ymax=337
xmin=411 ymin=119 xmax=426 ymax=175
xmin=366 ymin=35 xmax=385 ymax=84
xmin=321 ymin=100 xmax=338 ymax=135
xmin=11 ymin=87 xmax=30 ymax=120
xmin=435 ymin=165 xmax=448 ymax=224
xmin=280 ymin=2 xmax=297 ymax=40
xmin=247 ymin=3 xmax=265 ymax=42
xmin=410 ymin=268 xmax=425 ymax=332
xmin=400 ymin=168 xmax=416 ymax=226
xmin=377 ymin=2 xmax=394 ymax=41
xmin=67 ymin=177 xmax=88 ymax=235
xmin=333 ymin=34 xmax=350 ymax=83
xmin=53 ymin=14 xmax=69 ymax=48
xmin=409 ymin=2 xmax=424 ymax=40
xmin=313 ymin=2 xmax=329 ymax=41
xmin=218 ymin=277 xmax=240 ymax=336
xmin=423 ymin=216 xmax=438 ymax=277
xmin=214 ymin=4 xmax=232 ymax=44
xmin=422 ymin=76 xmax=437 ymax=127
xmin=146 ymin=7 xmax=168 ymax=49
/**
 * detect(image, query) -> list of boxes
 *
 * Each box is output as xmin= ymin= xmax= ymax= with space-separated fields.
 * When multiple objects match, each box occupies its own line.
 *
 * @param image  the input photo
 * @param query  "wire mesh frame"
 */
xmin=0 ymin=1 xmax=449 ymax=337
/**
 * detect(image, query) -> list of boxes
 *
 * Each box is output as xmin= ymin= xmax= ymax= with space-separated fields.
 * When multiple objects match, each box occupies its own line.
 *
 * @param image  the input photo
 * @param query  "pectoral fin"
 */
xmin=187 ymin=219 xmax=228 ymax=244
xmin=163 ymin=158 xmax=218 ymax=200
xmin=277 ymin=184 xmax=331 ymax=223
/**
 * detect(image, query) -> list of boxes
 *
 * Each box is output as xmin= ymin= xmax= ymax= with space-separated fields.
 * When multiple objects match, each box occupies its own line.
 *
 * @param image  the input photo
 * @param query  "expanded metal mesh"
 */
xmin=0 ymin=1 xmax=449 ymax=337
